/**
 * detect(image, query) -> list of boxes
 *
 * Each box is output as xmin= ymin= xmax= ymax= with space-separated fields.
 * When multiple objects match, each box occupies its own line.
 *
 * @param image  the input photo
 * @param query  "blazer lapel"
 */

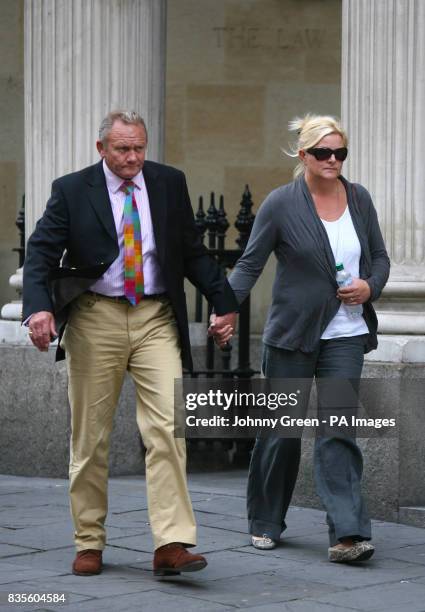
xmin=143 ymin=161 xmax=167 ymax=265
xmin=86 ymin=161 xmax=117 ymax=242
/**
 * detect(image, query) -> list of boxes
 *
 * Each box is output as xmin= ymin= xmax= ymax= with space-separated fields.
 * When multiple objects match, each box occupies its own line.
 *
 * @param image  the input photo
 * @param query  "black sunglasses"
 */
xmin=306 ymin=147 xmax=348 ymax=161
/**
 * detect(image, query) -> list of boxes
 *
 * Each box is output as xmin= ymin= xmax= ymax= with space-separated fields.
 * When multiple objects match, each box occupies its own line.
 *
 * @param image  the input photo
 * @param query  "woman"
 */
xmin=224 ymin=114 xmax=390 ymax=563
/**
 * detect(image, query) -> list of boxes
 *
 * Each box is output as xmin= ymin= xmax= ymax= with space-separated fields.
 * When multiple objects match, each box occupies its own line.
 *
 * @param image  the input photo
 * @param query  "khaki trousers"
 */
xmin=61 ymin=292 xmax=196 ymax=551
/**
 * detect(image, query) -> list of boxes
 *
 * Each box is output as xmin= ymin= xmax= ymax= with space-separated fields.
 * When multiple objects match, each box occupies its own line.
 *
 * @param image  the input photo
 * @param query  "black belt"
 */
xmin=85 ymin=291 xmax=167 ymax=303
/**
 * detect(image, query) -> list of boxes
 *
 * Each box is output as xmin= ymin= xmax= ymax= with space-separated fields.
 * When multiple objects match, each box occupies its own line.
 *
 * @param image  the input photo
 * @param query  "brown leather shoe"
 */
xmin=72 ymin=549 xmax=103 ymax=576
xmin=153 ymin=543 xmax=207 ymax=576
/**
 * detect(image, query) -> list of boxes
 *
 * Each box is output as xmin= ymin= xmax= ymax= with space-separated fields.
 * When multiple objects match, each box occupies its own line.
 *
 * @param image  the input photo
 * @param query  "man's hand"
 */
xmin=337 ymin=278 xmax=371 ymax=305
xmin=28 ymin=311 xmax=57 ymax=352
xmin=208 ymin=312 xmax=237 ymax=349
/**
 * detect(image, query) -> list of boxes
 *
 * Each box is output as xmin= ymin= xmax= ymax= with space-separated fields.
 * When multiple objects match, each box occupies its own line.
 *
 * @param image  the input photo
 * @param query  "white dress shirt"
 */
xmin=90 ymin=160 xmax=166 ymax=296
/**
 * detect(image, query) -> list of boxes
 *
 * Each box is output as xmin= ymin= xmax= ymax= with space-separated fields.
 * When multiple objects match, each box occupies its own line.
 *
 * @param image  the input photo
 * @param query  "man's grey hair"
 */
xmin=98 ymin=110 xmax=148 ymax=143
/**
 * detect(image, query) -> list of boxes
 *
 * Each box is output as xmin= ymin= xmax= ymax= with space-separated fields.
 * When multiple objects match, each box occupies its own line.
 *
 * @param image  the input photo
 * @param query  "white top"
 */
xmin=320 ymin=207 xmax=369 ymax=339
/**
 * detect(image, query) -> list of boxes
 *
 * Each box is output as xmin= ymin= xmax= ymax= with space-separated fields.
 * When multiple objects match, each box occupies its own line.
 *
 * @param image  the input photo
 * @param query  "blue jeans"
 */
xmin=247 ymin=336 xmax=371 ymax=546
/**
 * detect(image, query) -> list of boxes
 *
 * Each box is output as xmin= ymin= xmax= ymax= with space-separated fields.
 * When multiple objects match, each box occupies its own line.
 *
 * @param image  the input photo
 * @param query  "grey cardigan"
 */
xmin=229 ymin=175 xmax=390 ymax=354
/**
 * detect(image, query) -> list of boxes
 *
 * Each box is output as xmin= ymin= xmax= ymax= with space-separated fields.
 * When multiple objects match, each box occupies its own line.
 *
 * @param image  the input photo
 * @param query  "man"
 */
xmin=23 ymin=110 xmax=237 ymax=577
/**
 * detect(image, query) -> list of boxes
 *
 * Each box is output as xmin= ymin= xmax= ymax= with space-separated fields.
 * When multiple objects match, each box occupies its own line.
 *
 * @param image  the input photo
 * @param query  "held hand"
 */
xmin=208 ymin=312 xmax=237 ymax=349
xmin=337 ymin=278 xmax=371 ymax=305
xmin=28 ymin=311 xmax=57 ymax=352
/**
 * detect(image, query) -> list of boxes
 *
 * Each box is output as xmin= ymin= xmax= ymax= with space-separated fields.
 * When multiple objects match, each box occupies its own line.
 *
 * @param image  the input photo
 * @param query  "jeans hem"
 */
xmin=329 ymin=527 xmax=372 ymax=547
xmin=249 ymin=518 xmax=286 ymax=541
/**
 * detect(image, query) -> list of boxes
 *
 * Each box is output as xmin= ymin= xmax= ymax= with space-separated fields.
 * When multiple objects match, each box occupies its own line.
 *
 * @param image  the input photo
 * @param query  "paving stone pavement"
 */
xmin=1 ymin=472 xmax=425 ymax=611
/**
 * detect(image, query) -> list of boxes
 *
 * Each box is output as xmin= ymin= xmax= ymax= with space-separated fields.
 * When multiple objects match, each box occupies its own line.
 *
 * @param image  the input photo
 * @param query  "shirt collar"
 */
xmin=102 ymin=159 xmax=143 ymax=194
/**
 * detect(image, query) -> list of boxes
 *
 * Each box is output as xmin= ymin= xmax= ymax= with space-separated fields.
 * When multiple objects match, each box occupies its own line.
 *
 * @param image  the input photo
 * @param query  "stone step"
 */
xmin=399 ymin=506 xmax=425 ymax=528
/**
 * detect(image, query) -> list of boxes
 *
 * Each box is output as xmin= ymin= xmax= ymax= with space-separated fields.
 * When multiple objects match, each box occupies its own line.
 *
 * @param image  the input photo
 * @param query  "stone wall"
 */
xmin=165 ymin=0 xmax=342 ymax=330
xmin=0 ymin=345 xmax=144 ymax=479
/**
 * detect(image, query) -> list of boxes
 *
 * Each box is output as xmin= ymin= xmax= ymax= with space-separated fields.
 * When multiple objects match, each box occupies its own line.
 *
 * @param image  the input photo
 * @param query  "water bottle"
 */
xmin=335 ymin=263 xmax=363 ymax=318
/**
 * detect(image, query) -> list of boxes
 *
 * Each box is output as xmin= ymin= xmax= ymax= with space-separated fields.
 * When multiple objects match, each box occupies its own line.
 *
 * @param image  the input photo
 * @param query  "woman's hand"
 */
xmin=208 ymin=312 xmax=237 ymax=348
xmin=337 ymin=278 xmax=371 ymax=305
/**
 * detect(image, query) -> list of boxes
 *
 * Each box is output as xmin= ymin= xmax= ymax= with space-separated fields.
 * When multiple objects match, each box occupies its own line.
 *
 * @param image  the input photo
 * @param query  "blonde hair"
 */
xmin=286 ymin=114 xmax=348 ymax=178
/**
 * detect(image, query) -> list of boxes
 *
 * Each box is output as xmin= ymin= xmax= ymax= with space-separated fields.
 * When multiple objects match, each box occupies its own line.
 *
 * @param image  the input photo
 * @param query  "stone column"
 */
xmin=1 ymin=0 xmax=166 ymax=331
xmin=341 ymin=0 xmax=425 ymax=362
xmin=25 ymin=0 xmax=166 ymax=234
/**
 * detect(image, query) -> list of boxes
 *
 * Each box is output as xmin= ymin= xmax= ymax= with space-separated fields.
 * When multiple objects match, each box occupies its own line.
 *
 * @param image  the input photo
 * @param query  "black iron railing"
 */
xmin=13 ymin=195 xmax=25 ymax=268
xmin=191 ymin=185 xmax=257 ymax=380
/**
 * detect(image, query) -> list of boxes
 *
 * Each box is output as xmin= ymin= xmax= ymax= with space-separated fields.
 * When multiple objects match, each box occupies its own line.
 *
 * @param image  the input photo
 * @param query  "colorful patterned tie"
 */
xmin=121 ymin=180 xmax=144 ymax=305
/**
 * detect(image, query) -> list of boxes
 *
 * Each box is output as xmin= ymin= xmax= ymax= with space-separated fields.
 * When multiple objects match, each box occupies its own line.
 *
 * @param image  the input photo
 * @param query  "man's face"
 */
xmin=96 ymin=120 xmax=147 ymax=179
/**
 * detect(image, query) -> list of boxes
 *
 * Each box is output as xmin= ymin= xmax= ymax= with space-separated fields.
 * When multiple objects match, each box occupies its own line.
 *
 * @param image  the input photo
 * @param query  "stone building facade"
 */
xmin=0 ymin=0 xmax=424 ymax=523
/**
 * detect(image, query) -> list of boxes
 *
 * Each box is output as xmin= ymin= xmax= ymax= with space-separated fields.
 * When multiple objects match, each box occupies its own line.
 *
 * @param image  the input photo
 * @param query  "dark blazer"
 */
xmin=23 ymin=160 xmax=238 ymax=370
